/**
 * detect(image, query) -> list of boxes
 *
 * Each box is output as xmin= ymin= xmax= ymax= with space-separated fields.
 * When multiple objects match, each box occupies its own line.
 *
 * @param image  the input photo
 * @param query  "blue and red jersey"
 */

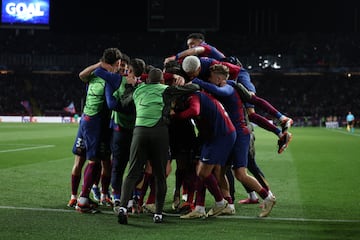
xmin=174 ymin=90 xmax=235 ymax=140
xmin=191 ymin=78 xmax=249 ymax=135
xmin=198 ymin=57 xmax=241 ymax=81
xmin=197 ymin=42 xmax=226 ymax=60
xmin=197 ymin=57 xmax=256 ymax=93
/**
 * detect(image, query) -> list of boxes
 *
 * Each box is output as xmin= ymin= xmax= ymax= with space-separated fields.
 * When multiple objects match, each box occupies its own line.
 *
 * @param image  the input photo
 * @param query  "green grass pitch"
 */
xmin=0 ymin=123 xmax=359 ymax=239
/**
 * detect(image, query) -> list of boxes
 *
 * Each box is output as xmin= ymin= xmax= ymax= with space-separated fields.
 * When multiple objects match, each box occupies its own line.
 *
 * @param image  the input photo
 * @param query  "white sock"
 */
xmin=78 ymin=197 xmax=88 ymax=204
xmin=248 ymin=191 xmax=258 ymax=200
xmin=268 ymin=190 xmax=274 ymax=198
xmin=182 ymin=194 xmax=188 ymax=201
xmin=194 ymin=205 xmax=205 ymax=213
xmin=215 ymin=199 xmax=225 ymax=206
xmin=265 ymin=194 xmax=274 ymax=201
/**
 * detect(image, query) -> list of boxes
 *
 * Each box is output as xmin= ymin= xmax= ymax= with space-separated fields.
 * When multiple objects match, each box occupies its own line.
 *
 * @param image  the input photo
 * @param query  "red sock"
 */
xmin=250 ymin=95 xmax=280 ymax=117
xmin=80 ymin=162 xmax=99 ymax=197
xmin=225 ymin=196 xmax=233 ymax=204
xmin=71 ymin=174 xmax=81 ymax=196
xmin=203 ymin=174 xmax=223 ymax=202
xmin=249 ymin=113 xmax=281 ymax=136
xmin=258 ymin=187 xmax=269 ymax=199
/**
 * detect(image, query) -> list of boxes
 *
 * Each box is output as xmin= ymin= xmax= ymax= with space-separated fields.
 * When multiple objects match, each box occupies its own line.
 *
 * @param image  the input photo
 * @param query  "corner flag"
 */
xmin=64 ymin=101 xmax=76 ymax=114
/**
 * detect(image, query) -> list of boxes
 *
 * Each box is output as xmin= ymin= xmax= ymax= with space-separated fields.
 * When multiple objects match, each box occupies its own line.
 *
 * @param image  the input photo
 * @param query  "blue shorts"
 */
xmin=80 ymin=114 xmax=111 ymax=161
xmin=230 ymin=131 xmax=250 ymax=169
xmin=72 ymin=123 xmax=86 ymax=157
xmin=200 ymin=131 xmax=236 ymax=166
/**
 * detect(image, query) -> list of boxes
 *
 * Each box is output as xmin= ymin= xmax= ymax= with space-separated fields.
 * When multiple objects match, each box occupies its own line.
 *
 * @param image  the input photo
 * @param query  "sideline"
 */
xmin=326 ymin=128 xmax=360 ymax=136
xmin=0 ymin=144 xmax=55 ymax=153
xmin=0 ymin=205 xmax=359 ymax=223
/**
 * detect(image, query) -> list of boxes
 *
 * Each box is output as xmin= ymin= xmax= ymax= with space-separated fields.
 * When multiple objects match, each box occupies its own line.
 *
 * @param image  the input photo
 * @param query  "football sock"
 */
xmin=203 ymin=174 xmax=224 ymax=202
xmin=215 ymin=199 xmax=226 ymax=206
xmin=249 ymin=191 xmax=258 ymax=200
xmin=249 ymin=113 xmax=281 ymax=136
xmin=71 ymin=174 xmax=81 ymax=196
xmin=194 ymin=205 xmax=205 ymax=213
xmin=251 ymin=95 xmax=283 ymax=118
xmin=258 ymin=188 xmax=269 ymax=199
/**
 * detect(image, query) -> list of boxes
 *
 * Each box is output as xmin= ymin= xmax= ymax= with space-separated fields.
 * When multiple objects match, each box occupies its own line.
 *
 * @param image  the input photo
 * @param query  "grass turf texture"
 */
xmin=0 ymin=123 xmax=359 ymax=239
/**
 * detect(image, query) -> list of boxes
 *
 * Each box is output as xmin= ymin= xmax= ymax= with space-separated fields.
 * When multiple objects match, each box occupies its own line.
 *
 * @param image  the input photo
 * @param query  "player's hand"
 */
xmin=125 ymin=75 xmax=137 ymax=86
xmin=173 ymin=74 xmax=185 ymax=86
xmin=164 ymin=56 xmax=176 ymax=65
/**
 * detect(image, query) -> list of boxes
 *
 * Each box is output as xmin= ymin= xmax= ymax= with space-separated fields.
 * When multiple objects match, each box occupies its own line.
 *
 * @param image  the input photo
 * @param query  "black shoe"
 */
xmin=117 ymin=207 xmax=128 ymax=225
xmin=153 ymin=214 xmax=163 ymax=223
xmin=113 ymin=200 xmax=121 ymax=214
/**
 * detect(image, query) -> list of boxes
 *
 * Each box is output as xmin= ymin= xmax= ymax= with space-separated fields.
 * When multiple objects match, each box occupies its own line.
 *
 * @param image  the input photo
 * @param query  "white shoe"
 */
xmin=259 ymin=196 xmax=276 ymax=217
xmin=206 ymin=200 xmax=228 ymax=217
xmin=180 ymin=210 xmax=206 ymax=219
xmin=220 ymin=204 xmax=236 ymax=215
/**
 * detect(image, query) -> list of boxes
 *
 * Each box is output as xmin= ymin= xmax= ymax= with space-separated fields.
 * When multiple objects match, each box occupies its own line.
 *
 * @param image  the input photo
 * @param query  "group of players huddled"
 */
xmin=66 ymin=33 xmax=293 ymax=224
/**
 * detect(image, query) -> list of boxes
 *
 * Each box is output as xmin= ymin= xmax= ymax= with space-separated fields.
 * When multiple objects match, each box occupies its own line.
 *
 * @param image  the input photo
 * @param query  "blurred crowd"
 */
xmin=0 ymin=29 xmax=359 ymax=127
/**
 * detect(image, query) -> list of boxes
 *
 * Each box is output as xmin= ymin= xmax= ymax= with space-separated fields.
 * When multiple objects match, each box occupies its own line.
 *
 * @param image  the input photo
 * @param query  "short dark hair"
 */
xmin=163 ymin=60 xmax=191 ymax=83
xmin=101 ymin=48 xmax=122 ymax=65
xmin=145 ymin=64 xmax=155 ymax=74
xmin=121 ymin=53 xmax=130 ymax=64
xmin=129 ymin=58 xmax=146 ymax=77
xmin=163 ymin=60 xmax=181 ymax=74
xmin=186 ymin=32 xmax=205 ymax=41
xmin=147 ymin=68 xmax=163 ymax=83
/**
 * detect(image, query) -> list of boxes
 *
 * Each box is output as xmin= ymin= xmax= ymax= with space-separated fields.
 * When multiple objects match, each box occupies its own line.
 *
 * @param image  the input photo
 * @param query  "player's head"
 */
xmin=147 ymin=68 xmax=163 ymax=83
xmin=101 ymin=48 xmax=123 ymax=72
xmin=209 ymin=64 xmax=229 ymax=86
xmin=101 ymin=48 xmax=122 ymax=65
xmin=145 ymin=64 xmax=155 ymax=74
xmin=186 ymin=32 xmax=205 ymax=49
xmin=118 ymin=52 xmax=130 ymax=75
xmin=163 ymin=60 xmax=184 ymax=77
xmin=182 ymin=56 xmax=201 ymax=80
xmin=164 ymin=59 xmax=191 ymax=83
xmin=128 ymin=58 xmax=146 ymax=77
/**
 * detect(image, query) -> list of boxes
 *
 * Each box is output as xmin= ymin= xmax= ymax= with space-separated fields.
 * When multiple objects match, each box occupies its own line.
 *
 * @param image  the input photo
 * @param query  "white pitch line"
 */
xmin=0 ymin=205 xmax=359 ymax=223
xmin=0 ymin=145 xmax=55 ymax=153
xmin=0 ymin=205 xmax=75 ymax=213
xmin=217 ymin=215 xmax=360 ymax=223
xmin=326 ymin=128 xmax=360 ymax=137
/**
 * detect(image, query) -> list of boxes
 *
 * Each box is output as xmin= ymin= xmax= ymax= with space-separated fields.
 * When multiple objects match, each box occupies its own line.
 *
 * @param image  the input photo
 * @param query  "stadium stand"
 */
xmin=0 ymin=29 xmax=359 ymax=127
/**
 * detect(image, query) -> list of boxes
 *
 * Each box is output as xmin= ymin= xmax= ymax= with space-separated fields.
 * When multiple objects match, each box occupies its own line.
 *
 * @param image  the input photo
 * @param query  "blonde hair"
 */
xmin=209 ymin=64 xmax=230 ymax=80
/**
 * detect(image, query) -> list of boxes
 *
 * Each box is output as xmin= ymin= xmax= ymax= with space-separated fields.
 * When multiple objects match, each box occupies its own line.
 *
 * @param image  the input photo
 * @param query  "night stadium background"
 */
xmin=1 ymin=1 xmax=360 ymax=239
xmin=1 ymin=0 xmax=359 ymax=127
